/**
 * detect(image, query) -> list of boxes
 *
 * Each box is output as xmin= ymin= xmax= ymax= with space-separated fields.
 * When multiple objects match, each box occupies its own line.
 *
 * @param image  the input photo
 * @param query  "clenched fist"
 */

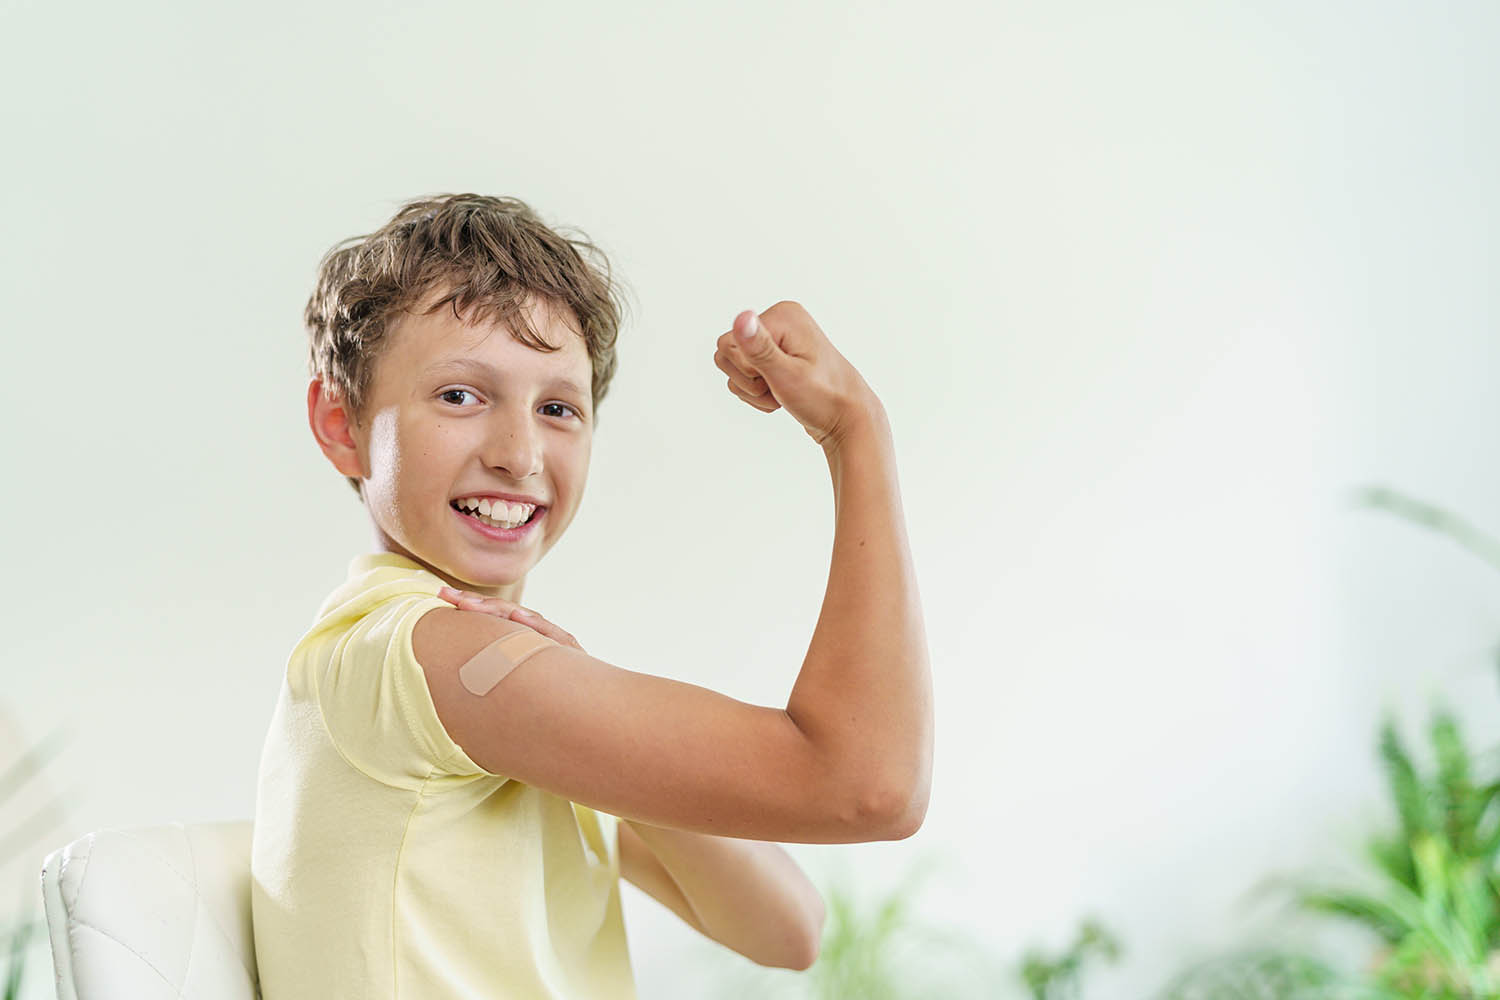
xmin=713 ymin=301 xmax=881 ymax=450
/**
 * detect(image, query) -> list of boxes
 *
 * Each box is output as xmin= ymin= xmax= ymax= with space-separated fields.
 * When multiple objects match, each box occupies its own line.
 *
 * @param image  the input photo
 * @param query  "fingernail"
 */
xmin=513 ymin=607 xmax=535 ymax=617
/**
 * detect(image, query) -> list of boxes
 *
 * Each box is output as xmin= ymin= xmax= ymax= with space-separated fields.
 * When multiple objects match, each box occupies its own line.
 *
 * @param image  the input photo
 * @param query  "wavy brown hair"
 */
xmin=305 ymin=193 xmax=631 ymax=498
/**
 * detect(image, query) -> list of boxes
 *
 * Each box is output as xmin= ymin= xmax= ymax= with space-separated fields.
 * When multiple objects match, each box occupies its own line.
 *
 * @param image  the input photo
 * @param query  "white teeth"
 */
xmin=453 ymin=497 xmax=537 ymax=530
xmin=455 ymin=497 xmax=536 ymax=521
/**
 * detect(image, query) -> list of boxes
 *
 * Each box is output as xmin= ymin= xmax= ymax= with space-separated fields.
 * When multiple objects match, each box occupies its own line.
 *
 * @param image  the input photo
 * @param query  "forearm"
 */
xmin=786 ymin=398 xmax=934 ymax=833
xmin=624 ymin=818 xmax=825 ymax=970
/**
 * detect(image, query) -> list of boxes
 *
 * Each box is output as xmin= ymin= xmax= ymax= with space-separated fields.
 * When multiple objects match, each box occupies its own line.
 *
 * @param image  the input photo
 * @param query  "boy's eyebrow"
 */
xmin=420 ymin=357 xmax=588 ymax=399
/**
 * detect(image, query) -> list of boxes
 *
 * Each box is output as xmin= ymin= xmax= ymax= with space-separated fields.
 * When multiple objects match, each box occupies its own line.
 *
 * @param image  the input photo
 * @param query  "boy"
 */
xmin=250 ymin=193 xmax=933 ymax=999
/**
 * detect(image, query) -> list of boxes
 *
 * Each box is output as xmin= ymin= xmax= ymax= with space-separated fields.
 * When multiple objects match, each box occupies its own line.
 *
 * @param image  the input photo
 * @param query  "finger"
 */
xmin=439 ymin=588 xmax=523 ymax=618
xmin=731 ymin=310 xmax=782 ymax=368
xmin=439 ymin=587 xmax=485 ymax=608
xmin=722 ymin=329 xmax=764 ymax=377
xmin=440 ymin=588 xmax=581 ymax=649
xmin=536 ymin=619 xmax=582 ymax=651
xmin=511 ymin=611 xmax=580 ymax=650
xmin=727 ymin=377 xmax=780 ymax=412
xmin=439 ymin=588 xmax=491 ymax=609
xmin=715 ymin=330 xmax=764 ymax=377
xmin=460 ymin=596 xmax=558 ymax=640
xmin=713 ymin=347 xmax=768 ymax=396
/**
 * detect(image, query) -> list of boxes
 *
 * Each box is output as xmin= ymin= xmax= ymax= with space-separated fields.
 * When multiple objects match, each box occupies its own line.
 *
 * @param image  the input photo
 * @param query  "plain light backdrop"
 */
xmin=3 ymin=1 xmax=1498 ymax=997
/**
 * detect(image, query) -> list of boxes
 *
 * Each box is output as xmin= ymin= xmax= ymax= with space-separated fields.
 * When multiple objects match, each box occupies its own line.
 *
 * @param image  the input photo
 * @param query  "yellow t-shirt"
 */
xmin=251 ymin=552 xmax=636 ymax=999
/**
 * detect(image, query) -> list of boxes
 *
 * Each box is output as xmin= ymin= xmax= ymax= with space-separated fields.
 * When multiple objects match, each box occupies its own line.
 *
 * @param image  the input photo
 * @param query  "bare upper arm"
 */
xmin=412 ymin=606 xmax=892 ymax=842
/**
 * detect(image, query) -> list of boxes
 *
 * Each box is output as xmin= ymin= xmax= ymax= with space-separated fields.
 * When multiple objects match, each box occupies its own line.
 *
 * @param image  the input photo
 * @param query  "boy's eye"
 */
xmin=439 ymin=389 xmax=579 ymax=420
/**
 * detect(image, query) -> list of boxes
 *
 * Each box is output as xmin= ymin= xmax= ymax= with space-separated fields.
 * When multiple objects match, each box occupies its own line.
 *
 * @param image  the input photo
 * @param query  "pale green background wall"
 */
xmin=3 ymin=1 xmax=1497 ymax=996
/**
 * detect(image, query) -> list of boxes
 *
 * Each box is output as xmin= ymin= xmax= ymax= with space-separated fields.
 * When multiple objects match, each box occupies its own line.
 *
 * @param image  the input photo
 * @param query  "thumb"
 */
xmin=733 ymin=311 xmax=780 ymax=367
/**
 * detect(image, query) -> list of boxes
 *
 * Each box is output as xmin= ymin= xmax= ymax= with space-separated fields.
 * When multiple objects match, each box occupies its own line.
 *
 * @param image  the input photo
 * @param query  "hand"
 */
xmin=435 ymin=587 xmax=586 ymax=652
xmin=713 ymin=300 xmax=880 ymax=450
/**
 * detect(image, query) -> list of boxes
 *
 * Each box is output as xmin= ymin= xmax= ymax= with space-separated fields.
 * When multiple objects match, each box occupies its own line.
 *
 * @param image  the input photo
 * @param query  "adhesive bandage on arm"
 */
xmin=458 ymin=628 xmax=559 ymax=696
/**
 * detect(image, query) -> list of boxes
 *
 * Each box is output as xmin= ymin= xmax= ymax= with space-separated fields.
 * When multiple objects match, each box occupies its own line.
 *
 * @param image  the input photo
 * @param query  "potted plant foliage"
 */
xmin=0 ymin=718 xmax=73 ymax=1000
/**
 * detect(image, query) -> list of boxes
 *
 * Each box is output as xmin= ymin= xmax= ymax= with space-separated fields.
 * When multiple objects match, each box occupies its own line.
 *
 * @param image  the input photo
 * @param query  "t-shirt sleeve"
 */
xmin=595 ymin=809 xmax=621 ymax=872
xmin=319 ymin=593 xmax=503 ymax=788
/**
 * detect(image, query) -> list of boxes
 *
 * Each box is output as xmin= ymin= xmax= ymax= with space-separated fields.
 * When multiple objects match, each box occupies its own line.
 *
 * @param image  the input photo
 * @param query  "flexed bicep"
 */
xmin=412 ymin=606 xmax=894 ymax=843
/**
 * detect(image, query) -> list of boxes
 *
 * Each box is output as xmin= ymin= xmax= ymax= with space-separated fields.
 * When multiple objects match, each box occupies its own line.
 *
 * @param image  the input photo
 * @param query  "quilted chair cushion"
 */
xmin=39 ymin=821 xmax=261 ymax=1000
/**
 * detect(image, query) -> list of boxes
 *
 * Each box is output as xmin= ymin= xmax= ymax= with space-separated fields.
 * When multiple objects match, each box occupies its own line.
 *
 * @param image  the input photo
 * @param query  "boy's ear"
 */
xmin=307 ymin=376 xmax=366 ymax=480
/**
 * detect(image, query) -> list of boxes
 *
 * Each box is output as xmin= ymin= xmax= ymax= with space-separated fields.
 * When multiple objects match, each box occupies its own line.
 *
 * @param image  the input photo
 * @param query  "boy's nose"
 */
xmin=480 ymin=439 xmax=543 ymax=479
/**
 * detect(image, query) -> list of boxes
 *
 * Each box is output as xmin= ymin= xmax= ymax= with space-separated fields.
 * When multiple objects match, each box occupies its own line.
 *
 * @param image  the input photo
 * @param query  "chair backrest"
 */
xmin=39 ymin=821 xmax=261 ymax=1000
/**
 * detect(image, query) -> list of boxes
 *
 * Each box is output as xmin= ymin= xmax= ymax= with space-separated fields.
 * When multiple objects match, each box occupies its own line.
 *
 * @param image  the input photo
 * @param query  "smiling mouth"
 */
xmin=449 ymin=500 xmax=544 ymax=530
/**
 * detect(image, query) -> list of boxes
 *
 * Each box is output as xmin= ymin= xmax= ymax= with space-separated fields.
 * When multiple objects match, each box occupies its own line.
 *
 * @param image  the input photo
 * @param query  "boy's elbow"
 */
xmin=885 ymin=786 xmax=929 ymax=841
xmin=755 ymin=892 xmax=823 ymax=971
xmin=788 ymin=927 xmax=821 ymax=971
xmin=851 ymin=734 xmax=933 ymax=841
xmin=781 ymin=899 xmax=825 ymax=972
xmin=815 ymin=734 xmax=932 ymax=840
xmin=855 ymin=775 xmax=929 ymax=841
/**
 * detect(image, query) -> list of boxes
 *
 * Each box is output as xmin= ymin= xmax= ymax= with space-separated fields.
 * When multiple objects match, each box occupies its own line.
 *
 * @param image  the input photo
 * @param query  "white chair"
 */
xmin=38 ymin=821 xmax=261 ymax=1000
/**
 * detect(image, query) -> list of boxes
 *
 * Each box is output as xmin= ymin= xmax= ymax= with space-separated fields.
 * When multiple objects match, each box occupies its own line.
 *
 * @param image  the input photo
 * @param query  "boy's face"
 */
xmin=315 ymin=285 xmax=594 ymax=599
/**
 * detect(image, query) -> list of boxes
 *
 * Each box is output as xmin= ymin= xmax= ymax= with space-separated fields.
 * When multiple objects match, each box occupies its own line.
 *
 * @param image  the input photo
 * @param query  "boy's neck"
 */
xmin=372 ymin=536 xmax=525 ymax=605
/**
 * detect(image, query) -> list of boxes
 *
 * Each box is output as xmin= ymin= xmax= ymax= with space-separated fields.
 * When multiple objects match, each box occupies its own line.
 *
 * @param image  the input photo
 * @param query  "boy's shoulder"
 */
xmin=410 ymin=605 xmax=552 ymax=779
xmin=311 ymin=552 xmax=451 ymax=628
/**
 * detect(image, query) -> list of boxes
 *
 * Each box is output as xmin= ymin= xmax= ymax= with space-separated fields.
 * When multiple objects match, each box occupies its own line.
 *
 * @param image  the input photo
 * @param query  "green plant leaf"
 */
xmin=1351 ymin=486 xmax=1500 ymax=573
xmin=1365 ymin=832 xmax=1419 ymax=894
xmin=1292 ymin=884 xmax=1414 ymax=944
xmin=1 ymin=916 xmax=42 ymax=1000
xmin=1429 ymin=710 xmax=1480 ymax=859
xmin=1154 ymin=947 xmax=1345 ymax=1000
xmin=1015 ymin=915 xmax=1123 ymax=999
xmin=1379 ymin=715 xmax=1434 ymax=844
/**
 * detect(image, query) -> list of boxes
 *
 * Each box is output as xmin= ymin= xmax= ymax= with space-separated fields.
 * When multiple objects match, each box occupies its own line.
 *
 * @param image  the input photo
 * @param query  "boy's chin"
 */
xmin=443 ymin=551 xmax=533 ymax=585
